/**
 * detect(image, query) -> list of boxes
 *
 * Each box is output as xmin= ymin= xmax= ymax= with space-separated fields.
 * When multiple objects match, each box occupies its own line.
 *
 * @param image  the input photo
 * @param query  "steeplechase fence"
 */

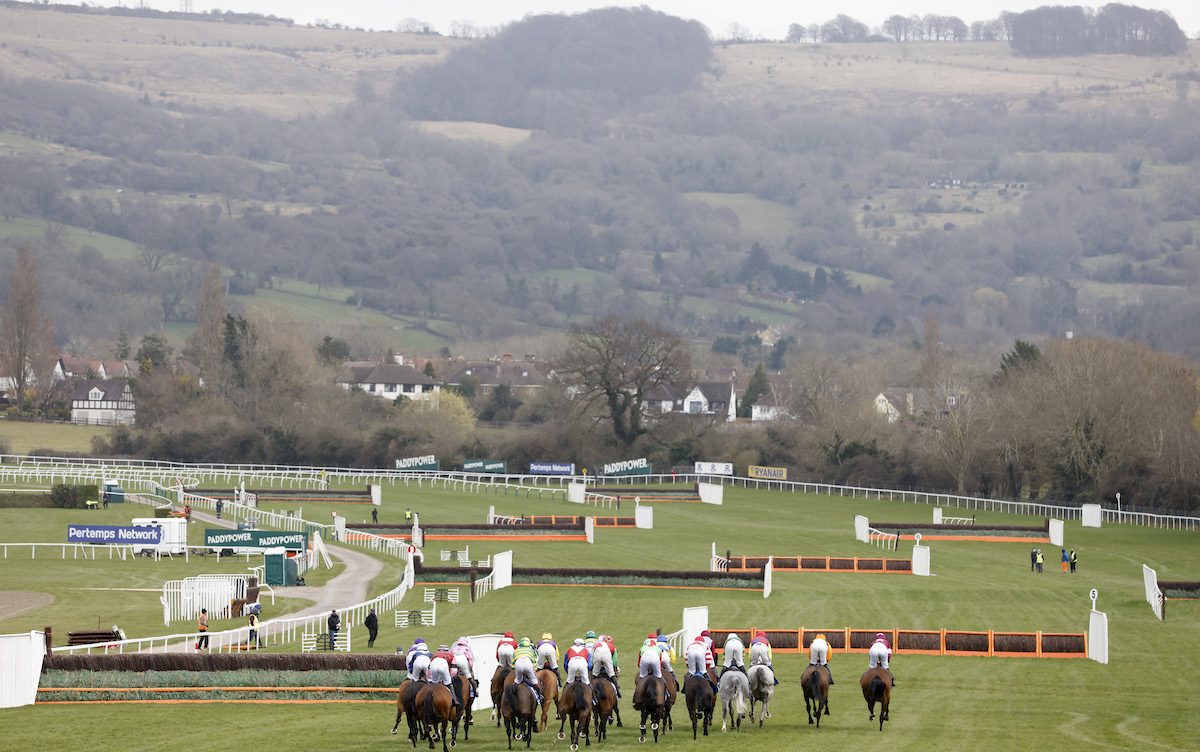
xmin=709 ymin=627 xmax=1086 ymax=658
xmin=723 ymin=554 xmax=912 ymax=573
xmin=1158 ymin=580 xmax=1200 ymax=600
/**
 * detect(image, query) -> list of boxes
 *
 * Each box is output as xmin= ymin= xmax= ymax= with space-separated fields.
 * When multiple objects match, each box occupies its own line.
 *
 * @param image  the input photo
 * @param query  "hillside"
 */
xmin=1 ymin=5 xmax=1199 ymax=361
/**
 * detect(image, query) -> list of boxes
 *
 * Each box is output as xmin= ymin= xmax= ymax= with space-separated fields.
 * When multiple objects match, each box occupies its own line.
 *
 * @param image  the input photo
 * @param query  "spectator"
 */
xmin=215 ymin=499 xmax=223 ymax=519
xmin=372 ymin=507 xmax=378 ymax=523
xmin=1030 ymin=547 xmax=1036 ymax=572
xmin=1070 ymin=549 xmax=1078 ymax=573
xmin=197 ymin=608 xmax=209 ymax=649
xmin=328 ymin=609 xmax=341 ymax=647
xmin=248 ymin=610 xmax=259 ymax=647
xmin=365 ymin=607 xmax=379 ymax=648
xmin=1035 ymin=549 xmax=1044 ymax=573
xmin=1062 ymin=549 xmax=1069 ymax=573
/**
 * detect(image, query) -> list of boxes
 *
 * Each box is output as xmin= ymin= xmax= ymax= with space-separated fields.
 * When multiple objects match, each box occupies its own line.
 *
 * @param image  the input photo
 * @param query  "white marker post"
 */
xmin=912 ymin=532 xmax=931 ymax=576
xmin=1088 ymin=588 xmax=1108 ymax=664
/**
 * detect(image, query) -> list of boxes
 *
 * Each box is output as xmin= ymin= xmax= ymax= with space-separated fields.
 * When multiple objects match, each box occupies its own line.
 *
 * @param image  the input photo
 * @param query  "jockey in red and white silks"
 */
xmin=496 ymin=632 xmax=517 ymax=668
xmin=685 ymin=637 xmax=709 ymax=675
xmin=451 ymin=635 xmax=476 ymax=681
xmin=868 ymin=633 xmax=891 ymax=669
xmin=700 ymin=630 xmax=716 ymax=669
xmin=638 ymin=635 xmax=663 ymax=679
xmin=429 ymin=645 xmax=460 ymax=709
xmin=869 ymin=633 xmax=895 ymax=685
xmin=565 ymin=638 xmax=591 ymax=684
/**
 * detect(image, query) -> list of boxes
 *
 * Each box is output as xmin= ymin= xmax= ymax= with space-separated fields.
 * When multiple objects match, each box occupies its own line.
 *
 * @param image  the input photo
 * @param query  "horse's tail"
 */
xmin=503 ymin=683 xmax=520 ymax=715
xmin=869 ymin=675 xmax=887 ymax=701
xmin=423 ymin=684 xmax=438 ymax=722
xmin=807 ymin=668 xmax=822 ymax=702
xmin=733 ymin=681 xmax=747 ymax=717
xmin=572 ymin=679 xmax=586 ymax=709
xmin=594 ymin=678 xmax=607 ymax=703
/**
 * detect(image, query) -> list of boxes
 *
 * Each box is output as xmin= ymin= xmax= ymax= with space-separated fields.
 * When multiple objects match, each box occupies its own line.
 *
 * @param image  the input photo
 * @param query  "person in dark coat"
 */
xmin=328 ymin=609 xmax=341 ymax=647
xmin=365 ymin=607 xmax=379 ymax=648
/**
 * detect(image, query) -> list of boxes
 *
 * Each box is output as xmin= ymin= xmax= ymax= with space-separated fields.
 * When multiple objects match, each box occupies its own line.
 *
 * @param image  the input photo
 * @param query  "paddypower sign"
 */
xmin=68 ymin=525 xmax=162 ymax=544
xmin=395 ymin=455 xmax=439 ymax=471
xmin=748 ymin=465 xmax=788 ymax=481
xmin=464 ymin=460 xmax=507 ymax=474
xmin=204 ymin=529 xmax=307 ymax=551
xmin=602 ymin=458 xmax=652 ymax=476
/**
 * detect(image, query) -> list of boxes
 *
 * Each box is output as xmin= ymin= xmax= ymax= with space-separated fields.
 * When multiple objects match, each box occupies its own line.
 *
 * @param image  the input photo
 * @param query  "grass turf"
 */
xmin=3 ymin=479 xmax=1198 ymax=749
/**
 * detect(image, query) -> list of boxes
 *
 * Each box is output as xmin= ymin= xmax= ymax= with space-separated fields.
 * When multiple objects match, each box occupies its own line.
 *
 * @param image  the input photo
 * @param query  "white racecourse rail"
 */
xmin=5 ymin=456 xmax=1196 ymax=531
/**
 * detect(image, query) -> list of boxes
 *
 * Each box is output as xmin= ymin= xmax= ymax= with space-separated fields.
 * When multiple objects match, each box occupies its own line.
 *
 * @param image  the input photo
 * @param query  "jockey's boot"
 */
xmin=612 ymin=676 xmax=622 ymax=698
xmin=826 ymin=666 xmax=834 ymax=685
xmin=888 ymin=669 xmax=896 ymax=686
xmin=451 ymin=690 xmax=462 ymax=711
xmin=554 ymin=667 xmax=563 ymax=685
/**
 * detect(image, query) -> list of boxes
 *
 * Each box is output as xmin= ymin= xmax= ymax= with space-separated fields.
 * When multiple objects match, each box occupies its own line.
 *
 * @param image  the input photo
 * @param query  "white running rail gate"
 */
xmin=1143 ymin=564 xmax=1164 ymax=620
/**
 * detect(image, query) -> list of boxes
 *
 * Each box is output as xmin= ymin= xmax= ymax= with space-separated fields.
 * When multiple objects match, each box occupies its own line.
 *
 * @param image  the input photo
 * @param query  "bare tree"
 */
xmin=560 ymin=316 xmax=691 ymax=448
xmin=1 ymin=245 xmax=55 ymax=414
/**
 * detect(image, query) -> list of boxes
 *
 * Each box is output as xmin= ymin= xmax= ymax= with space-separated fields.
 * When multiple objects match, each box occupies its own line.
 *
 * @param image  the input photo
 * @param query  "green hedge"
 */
xmin=50 ymin=484 xmax=100 ymax=509
xmin=0 ymin=492 xmax=55 ymax=508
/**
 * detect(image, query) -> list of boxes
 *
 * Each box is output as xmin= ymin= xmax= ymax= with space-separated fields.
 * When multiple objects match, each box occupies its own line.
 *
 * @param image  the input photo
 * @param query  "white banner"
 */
xmin=468 ymin=634 xmax=503 ymax=710
xmin=854 ymin=515 xmax=869 ymax=543
xmin=493 ymin=550 xmax=513 ymax=590
xmin=694 ymin=462 xmax=733 ymax=475
xmin=763 ymin=557 xmax=773 ymax=599
xmin=698 ymin=483 xmax=724 ymax=505
xmin=933 ymin=508 xmax=943 ymax=524
xmin=585 ymin=517 xmax=595 ymax=543
xmin=1082 ymin=504 xmax=1102 ymax=528
xmin=1088 ymin=610 xmax=1108 ymax=664
xmin=567 ymin=482 xmax=585 ymax=504
xmin=0 ymin=631 xmax=45 ymax=708
xmin=912 ymin=544 xmax=931 ymax=576
xmin=635 ymin=506 xmax=654 ymax=529
xmin=1049 ymin=519 xmax=1064 ymax=546
xmin=682 ymin=607 xmax=709 ymax=647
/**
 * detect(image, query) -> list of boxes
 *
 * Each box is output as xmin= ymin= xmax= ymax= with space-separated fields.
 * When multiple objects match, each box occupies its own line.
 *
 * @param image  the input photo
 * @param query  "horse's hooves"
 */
xmin=808 ymin=718 xmax=814 ymax=725
xmin=392 ymin=730 xmax=398 ymax=735
xmin=638 ymin=737 xmax=645 ymax=744
xmin=765 ymin=712 xmax=771 ymax=719
xmin=571 ymin=745 xmax=578 ymax=751
xmin=651 ymin=722 xmax=658 ymax=731
xmin=558 ymin=732 xmax=565 ymax=740
xmin=514 ymin=734 xmax=522 ymax=741
xmin=450 ymin=742 xmax=456 ymax=748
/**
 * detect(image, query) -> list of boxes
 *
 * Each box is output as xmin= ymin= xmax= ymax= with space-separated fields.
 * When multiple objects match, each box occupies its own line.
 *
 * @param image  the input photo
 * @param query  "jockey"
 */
xmin=565 ymin=638 xmax=591 ymax=685
xmin=496 ymin=631 xmax=518 ymax=668
xmin=638 ymin=634 xmax=663 ymax=679
xmin=591 ymin=634 xmax=620 ymax=697
xmin=513 ymin=637 xmax=542 ymax=704
xmin=536 ymin=632 xmax=562 ymax=684
xmin=722 ymin=633 xmax=746 ymax=675
xmin=451 ymin=635 xmax=476 ymax=688
xmin=685 ymin=636 xmax=717 ymax=691
xmin=584 ymin=630 xmax=598 ymax=653
xmin=655 ymin=632 xmax=677 ymax=681
xmin=700 ymin=630 xmax=716 ymax=668
xmin=809 ymin=633 xmax=834 ymax=684
xmin=868 ymin=633 xmax=895 ymax=686
xmin=750 ymin=631 xmax=779 ymax=685
xmin=429 ymin=644 xmax=462 ymax=710
xmin=407 ymin=638 xmax=432 ymax=681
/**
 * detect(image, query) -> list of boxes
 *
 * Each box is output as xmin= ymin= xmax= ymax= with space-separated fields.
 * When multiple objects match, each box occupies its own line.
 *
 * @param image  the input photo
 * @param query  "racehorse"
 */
xmin=683 ymin=674 xmax=715 ymax=739
xmin=746 ymin=664 xmax=774 ymax=727
xmin=860 ymin=667 xmax=891 ymax=731
xmin=535 ymin=668 xmax=559 ymax=732
xmin=591 ymin=676 xmax=618 ymax=741
xmin=633 ymin=675 xmax=667 ymax=743
xmin=417 ymin=683 xmax=458 ymax=751
xmin=557 ymin=679 xmax=593 ymax=750
xmin=501 ymin=682 xmax=538 ymax=749
xmin=801 ymin=664 xmax=831 ymax=727
xmin=662 ymin=670 xmax=679 ymax=733
xmin=451 ymin=673 xmax=472 ymax=740
xmin=718 ymin=669 xmax=750 ymax=733
xmin=392 ymin=678 xmax=428 ymax=746
xmin=490 ymin=664 xmax=512 ymax=726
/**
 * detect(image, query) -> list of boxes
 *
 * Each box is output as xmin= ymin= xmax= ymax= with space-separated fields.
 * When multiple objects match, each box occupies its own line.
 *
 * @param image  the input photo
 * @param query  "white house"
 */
xmin=70 ymin=380 xmax=136 ymax=426
xmin=680 ymin=382 xmax=737 ymax=422
xmin=335 ymin=362 xmax=439 ymax=402
xmin=751 ymin=391 xmax=789 ymax=422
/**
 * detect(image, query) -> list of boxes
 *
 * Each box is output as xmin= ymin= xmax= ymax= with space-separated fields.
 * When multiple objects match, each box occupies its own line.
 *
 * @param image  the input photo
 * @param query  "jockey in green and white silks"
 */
xmin=721 ymin=633 xmax=746 ymax=673
xmin=638 ymin=635 xmax=663 ymax=679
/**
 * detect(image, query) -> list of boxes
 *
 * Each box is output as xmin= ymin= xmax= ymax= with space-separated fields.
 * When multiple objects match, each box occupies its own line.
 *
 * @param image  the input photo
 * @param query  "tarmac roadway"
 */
xmin=150 ymin=502 xmax=385 ymax=652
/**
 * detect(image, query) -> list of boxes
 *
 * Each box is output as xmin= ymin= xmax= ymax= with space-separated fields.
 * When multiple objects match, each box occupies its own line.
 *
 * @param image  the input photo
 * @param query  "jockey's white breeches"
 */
xmin=566 ymin=657 xmax=590 ymax=684
xmin=868 ymin=643 xmax=890 ymax=669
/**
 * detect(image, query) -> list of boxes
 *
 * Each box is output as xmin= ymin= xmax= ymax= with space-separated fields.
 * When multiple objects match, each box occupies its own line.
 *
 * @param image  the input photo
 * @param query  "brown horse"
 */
xmin=801 ymin=664 xmax=831 ymax=727
xmin=683 ymin=674 xmax=715 ymax=739
xmin=490 ymin=664 xmax=512 ymax=726
xmin=392 ymin=678 xmax=428 ymax=746
xmin=662 ymin=670 xmax=679 ymax=733
xmin=591 ymin=676 xmax=617 ymax=741
xmin=451 ymin=674 xmax=472 ymax=740
xmin=860 ymin=667 xmax=891 ymax=731
xmin=535 ymin=667 xmax=559 ymax=732
xmin=633 ymin=675 xmax=667 ymax=743
xmin=500 ymin=682 xmax=538 ymax=749
xmin=416 ymin=683 xmax=458 ymax=751
xmin=557 ymin=680 xmax=593 ymax=749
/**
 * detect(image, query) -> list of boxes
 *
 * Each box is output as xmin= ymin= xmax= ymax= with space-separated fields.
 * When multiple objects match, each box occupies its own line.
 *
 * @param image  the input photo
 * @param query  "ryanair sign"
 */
xmin=395 ymin=455 xmax=439 ymax=470
xmin=602 ymin=457 xmax=651 ymax=476
xmin=748 ymin=465 xmax=788 ymax=481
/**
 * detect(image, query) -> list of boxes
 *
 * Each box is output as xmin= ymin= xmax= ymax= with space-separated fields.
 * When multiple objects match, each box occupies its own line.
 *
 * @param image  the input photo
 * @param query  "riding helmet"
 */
xmin=542 ymin=632 xmax=553 ymax=641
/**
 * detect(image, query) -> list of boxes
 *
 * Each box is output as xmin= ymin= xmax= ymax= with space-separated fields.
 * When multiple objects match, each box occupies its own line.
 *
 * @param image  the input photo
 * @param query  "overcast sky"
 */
xmin=170 ymin=1 xmax=1199 ymax=40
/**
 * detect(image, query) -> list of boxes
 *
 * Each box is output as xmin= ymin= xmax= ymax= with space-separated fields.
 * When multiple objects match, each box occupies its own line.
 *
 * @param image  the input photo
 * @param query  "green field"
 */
xmin=0 ymin=420 xmax=108 ymax=455
xmin=0 ymin=217 xmax=142 ymax=261
xmin=3 ymin=476 xmax=1198 ymax=749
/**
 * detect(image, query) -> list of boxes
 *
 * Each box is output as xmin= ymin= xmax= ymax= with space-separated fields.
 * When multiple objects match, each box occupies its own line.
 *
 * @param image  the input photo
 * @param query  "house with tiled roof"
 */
xmin=444 ymin=355 xmax=548 ymax=399
xmin=335 ymin=361 xmax=439 ymax=402
xmin=70 ymin=380 xmax=136 ymax=426
xmin=680 ymin=381 xmax=737 ymax=422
